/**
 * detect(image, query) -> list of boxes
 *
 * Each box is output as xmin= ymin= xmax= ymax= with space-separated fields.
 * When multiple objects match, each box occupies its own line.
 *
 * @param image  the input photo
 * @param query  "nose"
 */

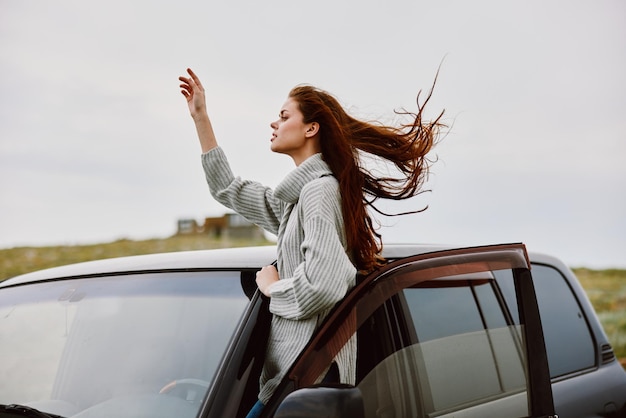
xmin=270 ymin=120 xmax=278 ymax=130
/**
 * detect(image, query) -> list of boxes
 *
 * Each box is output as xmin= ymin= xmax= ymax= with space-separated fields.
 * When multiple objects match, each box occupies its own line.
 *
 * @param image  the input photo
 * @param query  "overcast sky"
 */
xmin=1 ymin=0 xmax=624 ymax=268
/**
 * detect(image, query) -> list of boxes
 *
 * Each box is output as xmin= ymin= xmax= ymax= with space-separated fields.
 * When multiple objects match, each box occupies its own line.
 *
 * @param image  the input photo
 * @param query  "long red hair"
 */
xmin=289 ymin=82 xmax=445 ymax=273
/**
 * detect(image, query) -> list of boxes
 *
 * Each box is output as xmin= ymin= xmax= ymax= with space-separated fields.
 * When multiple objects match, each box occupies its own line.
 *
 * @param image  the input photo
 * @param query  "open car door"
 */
xmin=269 ymin=243 xmax=557 ymax=418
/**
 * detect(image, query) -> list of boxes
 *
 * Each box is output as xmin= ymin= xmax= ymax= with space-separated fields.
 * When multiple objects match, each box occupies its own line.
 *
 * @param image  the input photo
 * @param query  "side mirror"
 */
xmin=274 ymin=385 xmax=364 ymax=418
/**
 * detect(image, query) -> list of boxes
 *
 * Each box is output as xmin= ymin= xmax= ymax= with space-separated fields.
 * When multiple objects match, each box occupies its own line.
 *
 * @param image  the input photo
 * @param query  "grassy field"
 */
xmin=0 ymin=235 xmax=273 ymax=281
xmin=1 ymin=237 xmax=624 ymax=367
xmin=573 ymin=267 xmax=626 ymax=367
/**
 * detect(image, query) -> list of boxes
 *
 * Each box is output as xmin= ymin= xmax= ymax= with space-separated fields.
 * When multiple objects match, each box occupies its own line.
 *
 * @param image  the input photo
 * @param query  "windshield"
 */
xmin=0 ymin=271 xmax=251 ymax=418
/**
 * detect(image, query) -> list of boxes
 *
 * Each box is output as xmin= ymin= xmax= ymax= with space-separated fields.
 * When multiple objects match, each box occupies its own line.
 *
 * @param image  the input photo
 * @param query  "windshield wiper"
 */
xmin=0 ymin=404 xmax=65 ymax=418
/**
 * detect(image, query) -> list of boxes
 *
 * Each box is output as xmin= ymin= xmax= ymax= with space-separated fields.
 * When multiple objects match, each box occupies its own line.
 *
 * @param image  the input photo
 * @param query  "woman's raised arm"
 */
xmin=179 ymin=68 xmax=218 ymax=153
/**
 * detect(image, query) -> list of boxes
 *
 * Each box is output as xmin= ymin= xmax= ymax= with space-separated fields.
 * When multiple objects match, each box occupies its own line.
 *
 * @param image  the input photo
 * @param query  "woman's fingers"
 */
xmin=186 ymin=68 xmax=203 ymax=89
xmin=179 ymin=69 xmax=205 ymax=100
xmin=178 ymin=73 xmax=198 ymax=101
xmin=255 ymin=265 xmax=279 ymax=297
xmin=179 ymin=82 xmax=192 ymax=96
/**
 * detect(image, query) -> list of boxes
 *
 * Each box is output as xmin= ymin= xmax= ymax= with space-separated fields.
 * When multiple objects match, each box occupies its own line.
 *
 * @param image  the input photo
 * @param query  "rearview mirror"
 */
xmin=274 ymin=385 xmax=364 ymax=418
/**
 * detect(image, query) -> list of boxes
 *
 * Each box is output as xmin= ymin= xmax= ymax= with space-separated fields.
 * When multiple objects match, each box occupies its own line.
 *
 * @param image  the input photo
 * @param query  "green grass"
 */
xmin=1 ymin=239 xmax=624 ymax=368
xmin=573 ymin=268 xmax=626 ymax=368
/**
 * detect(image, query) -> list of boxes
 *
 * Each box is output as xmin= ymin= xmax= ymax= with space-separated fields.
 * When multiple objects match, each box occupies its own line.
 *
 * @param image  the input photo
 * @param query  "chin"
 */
xmin=270 ymin=144 xmax=283 ymax=154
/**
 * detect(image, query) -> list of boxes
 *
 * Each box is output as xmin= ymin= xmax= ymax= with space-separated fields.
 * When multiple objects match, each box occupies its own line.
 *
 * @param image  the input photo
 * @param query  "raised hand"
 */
xmin=179 ymin=68 xmax=207 ymax=121
xmin=179 ymin=68 xmax=218 ymax=152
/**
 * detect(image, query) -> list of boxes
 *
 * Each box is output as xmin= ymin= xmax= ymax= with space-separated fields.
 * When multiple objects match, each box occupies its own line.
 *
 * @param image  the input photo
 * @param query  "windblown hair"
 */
xmin=289 ymin=80 xmax=445 ymax=273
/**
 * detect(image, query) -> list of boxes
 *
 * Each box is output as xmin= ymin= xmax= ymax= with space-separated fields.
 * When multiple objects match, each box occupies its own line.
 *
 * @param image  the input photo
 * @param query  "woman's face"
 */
xmin=270 ymin=98 xmax=318 ymax=165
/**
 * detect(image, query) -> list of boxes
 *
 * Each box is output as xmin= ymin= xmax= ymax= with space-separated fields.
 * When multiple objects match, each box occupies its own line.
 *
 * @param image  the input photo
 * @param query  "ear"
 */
xmin=305 ymin=122 xmax=319 ymax=138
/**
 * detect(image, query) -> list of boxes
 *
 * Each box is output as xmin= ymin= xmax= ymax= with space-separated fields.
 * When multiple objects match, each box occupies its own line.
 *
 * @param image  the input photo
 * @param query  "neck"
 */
xmin=291 ymin=151 xmax=316 ymax=166
xmin=290 ymin=143 xmax=321 ymax=166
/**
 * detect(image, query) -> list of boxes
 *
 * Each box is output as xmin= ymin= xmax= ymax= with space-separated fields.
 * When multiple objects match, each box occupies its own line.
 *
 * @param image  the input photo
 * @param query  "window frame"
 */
xmin=200 ymin=270 xmax=271 ymax=418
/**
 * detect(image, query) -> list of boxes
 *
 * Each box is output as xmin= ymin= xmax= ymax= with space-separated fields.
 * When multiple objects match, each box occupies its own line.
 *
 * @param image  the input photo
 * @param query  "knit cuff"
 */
xmin=201 ymin=146 xmax=235 ymax=192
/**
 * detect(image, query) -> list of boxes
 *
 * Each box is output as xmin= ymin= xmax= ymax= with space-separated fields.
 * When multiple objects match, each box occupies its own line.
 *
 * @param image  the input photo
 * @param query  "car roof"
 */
xmin=1 ymin=243 xmax=559 ymax=288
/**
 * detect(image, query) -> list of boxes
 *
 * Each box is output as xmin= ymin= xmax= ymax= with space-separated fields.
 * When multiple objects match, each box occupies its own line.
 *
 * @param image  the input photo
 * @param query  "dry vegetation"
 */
xmin=1 ymin=238 xmax=624 ymax=367
xmin=0 ymin=235 xmax=272 ymax=281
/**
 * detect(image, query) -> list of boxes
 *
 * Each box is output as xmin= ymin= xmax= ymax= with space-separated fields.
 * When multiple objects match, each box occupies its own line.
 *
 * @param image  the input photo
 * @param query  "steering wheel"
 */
xmin=159 ymin=378 xmax=210 ymax=402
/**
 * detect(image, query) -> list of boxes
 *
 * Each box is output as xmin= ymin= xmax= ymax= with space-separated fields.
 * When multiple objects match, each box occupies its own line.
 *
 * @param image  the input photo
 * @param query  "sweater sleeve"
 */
xmin=268 ymin=178 xmax=357 ymax=320
xmin=201 ymin=147 xmax=283 ymax=235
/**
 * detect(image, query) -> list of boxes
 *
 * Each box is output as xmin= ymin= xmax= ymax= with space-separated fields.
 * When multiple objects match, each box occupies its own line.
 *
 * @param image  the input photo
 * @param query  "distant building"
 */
xmin=177 ymin=219 xmax=199 ymax=234
xmin=177 ymin=214 xmax=264 ymax=240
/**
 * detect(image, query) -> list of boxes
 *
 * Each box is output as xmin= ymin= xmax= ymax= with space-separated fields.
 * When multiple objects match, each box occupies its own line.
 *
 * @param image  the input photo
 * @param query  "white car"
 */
xmin=1 ymin=243 xmax=624 ymax=417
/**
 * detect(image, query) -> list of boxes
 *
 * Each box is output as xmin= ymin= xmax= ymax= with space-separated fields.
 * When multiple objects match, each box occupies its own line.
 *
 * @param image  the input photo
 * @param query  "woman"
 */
xmin=179 ymin=68 xmax=444 ymax=417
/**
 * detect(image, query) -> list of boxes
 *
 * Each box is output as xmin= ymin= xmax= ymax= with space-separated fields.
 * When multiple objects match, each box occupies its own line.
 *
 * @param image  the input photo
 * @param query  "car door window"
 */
xmin=406 ymin=281 xmax=510 ymax=340
xmin=495 ymin=264 xmax=596 ymax=378
xmin=358 ymin=277 xmax=527 ymax=417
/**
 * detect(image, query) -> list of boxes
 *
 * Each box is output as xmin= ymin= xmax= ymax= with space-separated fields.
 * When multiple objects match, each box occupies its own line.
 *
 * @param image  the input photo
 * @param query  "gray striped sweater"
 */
xmin=202 ymin=147 xmax=357 ymax=403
